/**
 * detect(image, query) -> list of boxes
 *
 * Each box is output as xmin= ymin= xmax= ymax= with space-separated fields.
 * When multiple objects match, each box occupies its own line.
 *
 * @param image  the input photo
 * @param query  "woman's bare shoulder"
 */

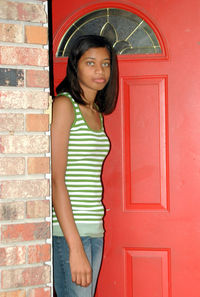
xmin=52 ymin=95 xmax=74 ymax=125
xmin=53 ymin=94 xmax=73 ymax=107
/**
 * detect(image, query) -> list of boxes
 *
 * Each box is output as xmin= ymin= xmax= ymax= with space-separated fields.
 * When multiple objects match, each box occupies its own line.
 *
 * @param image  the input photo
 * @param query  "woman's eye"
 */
xmin=103 ymin=62 xmax=110 ymax=67
xmin=87 ymin=61 xmax=94 ymax=66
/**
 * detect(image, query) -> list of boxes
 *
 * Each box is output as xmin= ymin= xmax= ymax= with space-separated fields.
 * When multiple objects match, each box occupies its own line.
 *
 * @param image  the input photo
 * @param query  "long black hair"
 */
xmin=56 ymin=35 xmax=118 ymax=114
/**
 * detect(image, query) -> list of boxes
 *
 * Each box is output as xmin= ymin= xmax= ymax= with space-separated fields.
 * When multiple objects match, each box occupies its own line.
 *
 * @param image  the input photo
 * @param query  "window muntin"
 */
xmin=57 ymin=8 xmax=162 ymax=57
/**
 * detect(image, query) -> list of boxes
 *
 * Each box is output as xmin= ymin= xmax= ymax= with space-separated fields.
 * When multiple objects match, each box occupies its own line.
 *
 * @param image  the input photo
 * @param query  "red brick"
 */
xmin=18 ymin=3 xmax=47 ymax=23
xmin=26 ymin=200 xmax=50 ymax=218
xmin=0 ymin=202 xmax=25 ymax=220
xmin=0 ymin=290 xmax=25 ymax=297
xmin=0 ymin=135 xmax=49 ymax=154
xmin=26 ymin=70 xmax=49 ymax=88
xmin=28 ymin=244 xmax=51 ymax=264
xmin=0 ymin=46 xmax=48 ymax=67
xmin=0 ymin=179 xmax=49 ymax=199
xmin=25 ymin=26 xmax=48 ymax=45
xmin=1 ymin=222 xmax=50 ymax=243
xmin=0 ymin=246 xmax=26 ymax=266
xmin=0 ymin=114 xmax=24 ymax=132
xmin=0 ymin=1 xmax=46 ymax=23
xmin=26 ymin=114 xmax=49 ymax=132
xmin=0 ymin=24 xmax=23 ymax=43
xmin=0 ymin=90 xmax=49 ymax=109
xmin=0 ymin=157 xmax=25 ymax=176
xmin=0 ymin=1 xmax=18 ymax=20
xmin=27 ymin=287 xmax=50 ymax=297
xmin=2 ymin=265 xmax=50 ymax=289
xmin=27 ymin=157 xmax=50 ymax=174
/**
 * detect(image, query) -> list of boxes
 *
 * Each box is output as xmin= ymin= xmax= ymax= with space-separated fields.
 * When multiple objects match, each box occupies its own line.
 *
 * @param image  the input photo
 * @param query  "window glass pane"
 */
xmin=57 ymin=8 xmax=162 ymax=56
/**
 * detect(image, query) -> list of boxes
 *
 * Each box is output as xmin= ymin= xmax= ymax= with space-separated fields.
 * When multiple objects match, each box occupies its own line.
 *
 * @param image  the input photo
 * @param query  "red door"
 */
xmin=52 ymin=1 xmax=200 ymax=296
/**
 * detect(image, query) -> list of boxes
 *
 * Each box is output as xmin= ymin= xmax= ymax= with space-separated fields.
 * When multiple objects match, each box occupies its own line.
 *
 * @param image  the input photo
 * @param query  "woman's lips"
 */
xmin=93 ymin=78 xmax=106 ymax=83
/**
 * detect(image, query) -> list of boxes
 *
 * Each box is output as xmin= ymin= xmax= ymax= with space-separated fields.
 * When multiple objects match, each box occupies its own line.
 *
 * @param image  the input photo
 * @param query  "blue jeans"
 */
xmin=53 ymin=236 xmax=103 ymax=297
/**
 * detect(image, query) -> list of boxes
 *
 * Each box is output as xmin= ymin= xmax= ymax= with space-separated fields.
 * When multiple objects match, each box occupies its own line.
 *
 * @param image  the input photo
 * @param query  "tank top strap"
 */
xmin=57 ymin=92 xmax=103 ymax=130
xmin=57 ymin=92 xmax=77 ymax=106
xmin=57 ymin=92 xmax=80 ymax=123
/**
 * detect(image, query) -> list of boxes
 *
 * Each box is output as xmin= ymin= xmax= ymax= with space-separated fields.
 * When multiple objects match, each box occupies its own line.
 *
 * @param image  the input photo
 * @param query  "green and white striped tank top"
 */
xmin=52 ymin=92 xmax=110 ymax=237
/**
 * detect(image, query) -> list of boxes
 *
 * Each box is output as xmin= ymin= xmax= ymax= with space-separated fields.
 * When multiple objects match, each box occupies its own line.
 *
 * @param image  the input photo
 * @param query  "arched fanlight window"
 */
xmin=57 ymin=8 xmax=162 ymax=57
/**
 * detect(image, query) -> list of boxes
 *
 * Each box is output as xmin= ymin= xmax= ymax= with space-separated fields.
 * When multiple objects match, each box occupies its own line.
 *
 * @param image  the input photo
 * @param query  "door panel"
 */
xmin=125 ymin=248 xmax=170 ymax=297
xmin=52 ymin=1 xmax=200 ymax=296
xmin=122 ymin=76 xmax=168 ymax=210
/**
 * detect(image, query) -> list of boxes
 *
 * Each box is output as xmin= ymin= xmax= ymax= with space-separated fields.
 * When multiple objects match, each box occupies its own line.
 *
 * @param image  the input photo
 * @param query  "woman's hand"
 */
xmin=70 ymin=246 xmax=92 ymax=287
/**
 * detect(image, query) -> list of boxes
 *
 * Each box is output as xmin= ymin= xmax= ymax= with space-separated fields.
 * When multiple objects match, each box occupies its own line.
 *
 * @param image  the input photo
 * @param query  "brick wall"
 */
xmin=0 ymin=0 xmax=52 ymax=296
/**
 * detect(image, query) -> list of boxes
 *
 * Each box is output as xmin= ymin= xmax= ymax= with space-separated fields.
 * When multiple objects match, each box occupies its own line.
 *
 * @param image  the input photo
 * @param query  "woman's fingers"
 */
xmin=75 ymin=273 xmax=82 ymax=286
xmin=86 ymin=270 xmax=92 ymax=286
xmin=71 ymin=270 xmax=92 ymax=287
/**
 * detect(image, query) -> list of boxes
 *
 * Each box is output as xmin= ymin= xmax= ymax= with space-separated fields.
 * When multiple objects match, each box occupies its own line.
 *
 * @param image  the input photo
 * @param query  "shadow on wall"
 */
xmin=53 ymin=287 xmax=57 ymax=297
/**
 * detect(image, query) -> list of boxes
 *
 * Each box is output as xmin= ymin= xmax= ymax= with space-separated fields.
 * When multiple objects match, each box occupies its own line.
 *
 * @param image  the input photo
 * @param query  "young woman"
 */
xmin=51 ymin=35 xmax=118 ymax=297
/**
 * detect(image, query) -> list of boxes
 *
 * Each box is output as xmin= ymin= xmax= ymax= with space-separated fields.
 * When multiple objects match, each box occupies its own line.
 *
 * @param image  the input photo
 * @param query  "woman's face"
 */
xmin=77 ymin=47 xmax=111 ymax=98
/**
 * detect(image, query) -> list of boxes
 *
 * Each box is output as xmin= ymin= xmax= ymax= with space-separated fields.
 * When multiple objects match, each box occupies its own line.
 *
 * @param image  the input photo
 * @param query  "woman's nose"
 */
xmin=95 ymin=64 xmax=103 ymax=73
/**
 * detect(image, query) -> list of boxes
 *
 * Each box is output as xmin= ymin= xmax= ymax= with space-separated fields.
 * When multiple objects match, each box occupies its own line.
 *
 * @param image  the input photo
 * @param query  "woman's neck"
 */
xmin=82 ymin=90 xmax=97 ymax=110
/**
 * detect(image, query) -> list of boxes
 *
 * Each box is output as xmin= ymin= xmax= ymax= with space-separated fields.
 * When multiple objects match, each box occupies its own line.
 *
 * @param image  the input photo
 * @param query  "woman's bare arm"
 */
xmin=51 ymin=96 xmax=92 ymax=287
